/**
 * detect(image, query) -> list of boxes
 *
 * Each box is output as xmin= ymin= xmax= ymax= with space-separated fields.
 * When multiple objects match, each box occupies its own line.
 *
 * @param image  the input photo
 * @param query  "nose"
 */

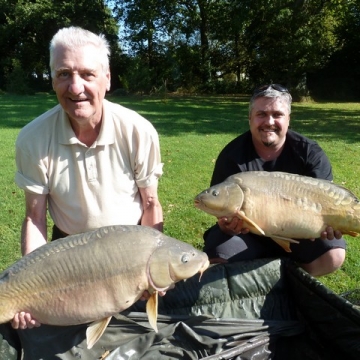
xmin=265 ymin=115 xmax=275 ymax=125
xmin=68 ymin=74 xmax=84 ymax=95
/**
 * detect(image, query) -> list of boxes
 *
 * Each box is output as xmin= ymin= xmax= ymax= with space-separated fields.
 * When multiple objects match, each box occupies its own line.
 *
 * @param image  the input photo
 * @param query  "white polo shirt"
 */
xmin=15 ymin=99 xmax=163 ymax=234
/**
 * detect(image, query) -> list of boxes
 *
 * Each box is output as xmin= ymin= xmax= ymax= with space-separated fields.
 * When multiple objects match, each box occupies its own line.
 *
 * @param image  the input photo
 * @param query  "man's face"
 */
xmin=52 ymin=44 xmax=110 ymax=127
xmin=249 ymin=97 xmax=290 ymax=148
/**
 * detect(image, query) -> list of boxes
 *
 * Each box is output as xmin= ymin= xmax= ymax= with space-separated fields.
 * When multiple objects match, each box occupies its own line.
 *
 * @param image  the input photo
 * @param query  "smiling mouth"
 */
xmin=70 ymin=98 xmax=88 ymax=102
xmin=262 ymin=127 xmax=278 ymax=132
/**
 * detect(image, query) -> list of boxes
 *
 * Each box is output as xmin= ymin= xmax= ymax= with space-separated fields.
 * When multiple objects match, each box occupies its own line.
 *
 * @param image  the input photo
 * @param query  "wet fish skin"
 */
xmin=0 ymin=225 xmax=209 ymax=348
xmin=194 ymin=171 xmax=360 ymax=251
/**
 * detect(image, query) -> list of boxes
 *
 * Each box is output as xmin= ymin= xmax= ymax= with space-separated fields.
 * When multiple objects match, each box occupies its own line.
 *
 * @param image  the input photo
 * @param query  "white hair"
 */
xmin=49 ymin=26 xmax=110 ymax=77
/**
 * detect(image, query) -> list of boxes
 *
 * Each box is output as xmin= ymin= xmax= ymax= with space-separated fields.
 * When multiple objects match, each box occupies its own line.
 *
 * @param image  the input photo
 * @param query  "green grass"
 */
xmin=1 ymin=93 xmax=360 ymax=295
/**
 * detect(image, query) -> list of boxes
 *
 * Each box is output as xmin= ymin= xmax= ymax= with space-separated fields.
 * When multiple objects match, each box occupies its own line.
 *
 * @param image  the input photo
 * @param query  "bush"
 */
xmin=110 ymin=88 xmax=129 ymax=97
xmin=6 ymin=62 xmax=33 ymax=95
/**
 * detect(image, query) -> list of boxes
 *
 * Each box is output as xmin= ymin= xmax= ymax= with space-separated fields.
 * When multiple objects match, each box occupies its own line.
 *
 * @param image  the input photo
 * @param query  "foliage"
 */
xmin=0 ymin=0 xmax=120 ymax=91
xmin=242 ymin=0 xmax=341 ymax=93
xmin=110 ymin=0 xmax=354 ymax=96
xmin=0 ymin=0 xmax=359 ymax=98
xmin=308 ymin=0 xmax=360 ymax=100
xmin=6 ymin=59 xmax=33 ymax=95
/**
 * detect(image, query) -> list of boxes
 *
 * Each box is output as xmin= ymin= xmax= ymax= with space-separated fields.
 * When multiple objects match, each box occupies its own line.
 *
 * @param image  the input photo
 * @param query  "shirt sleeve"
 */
xmin=133 ymin=123 xmax=163 ymax=189
xmin=15 ymin=140 xmax=49 ymax=195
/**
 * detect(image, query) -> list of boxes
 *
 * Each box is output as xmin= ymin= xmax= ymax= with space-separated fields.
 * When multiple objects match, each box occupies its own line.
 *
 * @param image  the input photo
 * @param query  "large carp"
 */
xmin=0 ymin=225 xmax=209 ymax=348
xmin=194 ymin=171 xmax=360 ymax=252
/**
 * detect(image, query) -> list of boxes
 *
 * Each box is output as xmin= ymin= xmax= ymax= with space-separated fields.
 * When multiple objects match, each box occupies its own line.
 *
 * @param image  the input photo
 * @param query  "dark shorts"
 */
xmin=203 ymin=224 xmax=347 ymax=264
xmin=51 ymin=225 xmax=69 ymax=240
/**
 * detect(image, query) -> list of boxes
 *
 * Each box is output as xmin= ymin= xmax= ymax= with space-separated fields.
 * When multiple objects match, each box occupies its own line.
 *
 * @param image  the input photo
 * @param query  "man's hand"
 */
xmin=218 ymin=217 xmax=249 ymax=236
xmin=11 ymin=312 xmax=41 ymax=330
xmin=140 ymin=287 xmax=173 ymax=301
xmin=320 ymin=226 xmax=343 ymax=241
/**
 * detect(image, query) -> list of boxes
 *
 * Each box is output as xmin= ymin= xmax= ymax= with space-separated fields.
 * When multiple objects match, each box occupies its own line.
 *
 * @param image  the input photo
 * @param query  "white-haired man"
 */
xmin=13 ymin=26 xmax=164 ymax=329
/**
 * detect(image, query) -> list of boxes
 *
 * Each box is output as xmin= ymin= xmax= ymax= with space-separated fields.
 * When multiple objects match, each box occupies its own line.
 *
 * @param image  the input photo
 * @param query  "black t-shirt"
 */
xmin=210 ymin=130 xmax=333 ymax=186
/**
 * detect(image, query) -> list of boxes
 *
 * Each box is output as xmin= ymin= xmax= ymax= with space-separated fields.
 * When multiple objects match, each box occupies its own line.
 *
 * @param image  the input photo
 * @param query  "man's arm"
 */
xmin=138 ymin=183 xmax=166 ymax=299
xmin=12 ymin=191 xmax=47 ymax=329
xmin=21 ymin=192 xmax=48 ymax=255
xmin=139 ymin=183 xmax=163 ymax=232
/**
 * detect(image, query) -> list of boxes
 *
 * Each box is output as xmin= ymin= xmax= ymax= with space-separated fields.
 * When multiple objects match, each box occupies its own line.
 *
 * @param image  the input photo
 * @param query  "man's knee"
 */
xmin=300 ymin=248 xmax=346 ymax=277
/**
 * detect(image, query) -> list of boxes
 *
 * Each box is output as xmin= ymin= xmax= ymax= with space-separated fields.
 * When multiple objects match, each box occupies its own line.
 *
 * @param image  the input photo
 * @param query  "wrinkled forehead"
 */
xmin=52 ymin=44 xmax=108 ymax=74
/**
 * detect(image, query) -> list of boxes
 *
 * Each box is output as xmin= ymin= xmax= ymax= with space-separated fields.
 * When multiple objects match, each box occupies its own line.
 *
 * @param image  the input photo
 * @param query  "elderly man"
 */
xmin=13 ymin=26 xmax=163 ymax=329
xmin=203 ymin=84 xmax=346 ymax=277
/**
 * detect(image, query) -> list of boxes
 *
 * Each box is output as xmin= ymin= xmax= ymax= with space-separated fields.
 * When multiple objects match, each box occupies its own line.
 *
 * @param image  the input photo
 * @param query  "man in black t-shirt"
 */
xmin=203 ymin=84 xmax=346 ymax=277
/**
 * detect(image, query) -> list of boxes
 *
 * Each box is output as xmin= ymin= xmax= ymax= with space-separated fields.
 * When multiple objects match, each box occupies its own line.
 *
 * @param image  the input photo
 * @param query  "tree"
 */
xmin=242 ymin=0 xmax=340 ymax=96
xmin=114 ymin=0 xmax=343 ymax=95
xmin=111 ymin=0 xmax=176 ymax=92
xmin=0 ymin=0 xmax=120 ymax=93
xmin=308 ymin=0 xmax=360 ymax=100
xmin=3 ymin=0 xmax=357 ymax=98
xmin=205 ymin=0 xmax=252 ymax=91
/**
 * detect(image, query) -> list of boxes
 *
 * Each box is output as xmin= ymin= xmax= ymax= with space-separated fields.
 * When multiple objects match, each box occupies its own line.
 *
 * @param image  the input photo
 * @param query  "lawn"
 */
xmin=1 ymin=93 xmax=360 ymax=295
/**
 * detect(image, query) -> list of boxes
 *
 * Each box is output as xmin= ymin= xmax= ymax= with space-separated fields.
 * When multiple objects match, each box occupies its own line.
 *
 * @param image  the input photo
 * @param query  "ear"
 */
xmin=106 ymin=72 xmax=111 ymax=92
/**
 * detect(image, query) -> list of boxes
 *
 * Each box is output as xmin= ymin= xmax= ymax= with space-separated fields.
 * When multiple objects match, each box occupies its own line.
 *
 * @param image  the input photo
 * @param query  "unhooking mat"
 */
xmin=0 ymin=258 xmax=359 ymax=359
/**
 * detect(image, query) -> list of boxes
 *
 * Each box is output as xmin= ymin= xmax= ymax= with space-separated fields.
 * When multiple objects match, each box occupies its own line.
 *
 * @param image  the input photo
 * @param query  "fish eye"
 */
xmin=181 ymin=254 xmax=190 ymax=263
xmin=212 ymin=190 xmax=219 ymax=196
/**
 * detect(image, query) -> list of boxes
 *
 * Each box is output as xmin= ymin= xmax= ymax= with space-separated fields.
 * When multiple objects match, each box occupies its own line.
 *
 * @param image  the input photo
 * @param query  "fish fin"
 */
xmin=146 ymin=291 xmax=158 ymax=332
xmin=237 ymin=211 xmax=265 ymax=236
xmin=86 ymin=316 xmax=112 ymax=349
xmin=271 ymin=237 xmax=292 ymax=252
xmin=270 ymin=235 xmax=300 ymax=244
xmin=343 ymin=231 xmax=359 ymax=237
xmin=270 ymin=236 xmax=300 ymax=253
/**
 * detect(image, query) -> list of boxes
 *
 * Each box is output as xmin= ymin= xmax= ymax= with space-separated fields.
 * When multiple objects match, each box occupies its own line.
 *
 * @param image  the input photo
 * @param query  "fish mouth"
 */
xmin=147 ymin=251 xmax=210 ymax=291
xmin=194 ymin=198 xmax=210 ymax=210
xmin=194 ymin=200 xmax=222 ymax=216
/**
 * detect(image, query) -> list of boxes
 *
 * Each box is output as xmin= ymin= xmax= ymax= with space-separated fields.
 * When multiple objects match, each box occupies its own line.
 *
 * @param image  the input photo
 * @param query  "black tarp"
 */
xmin=1 ymin=258 xmax=360 ymax=359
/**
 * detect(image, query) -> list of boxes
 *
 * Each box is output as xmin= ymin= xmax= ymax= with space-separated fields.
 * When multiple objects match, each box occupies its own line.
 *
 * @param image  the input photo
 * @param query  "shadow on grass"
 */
xmin=0 ymin=94 xmax=58 ymax=129
xmin=290 ymin=106 xmax=360 ymax=144
xmin=109 ymin=95 xmax=360 ymax=144
xmin=1 ymin=94 xmax=360 ymax=144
